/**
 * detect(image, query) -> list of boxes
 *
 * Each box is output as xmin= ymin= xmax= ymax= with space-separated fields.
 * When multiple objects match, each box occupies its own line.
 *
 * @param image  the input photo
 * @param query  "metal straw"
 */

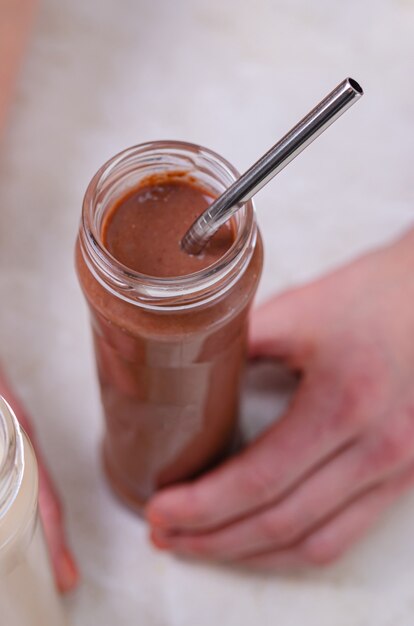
xmin=181 ymin=77 xmax=363 ymax=255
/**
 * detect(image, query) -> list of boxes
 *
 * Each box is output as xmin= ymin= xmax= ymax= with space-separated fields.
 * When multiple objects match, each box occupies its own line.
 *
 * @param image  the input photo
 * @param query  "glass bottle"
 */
xmin=76 ymin=141 xmax=263 ymax=509
xmin=0 ymin=396 xmax=67 ymax=625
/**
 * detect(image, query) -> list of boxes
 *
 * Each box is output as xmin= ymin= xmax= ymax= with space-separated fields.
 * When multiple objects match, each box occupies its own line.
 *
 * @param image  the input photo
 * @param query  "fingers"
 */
xmin=238 ymin=465 xmax=414 ymax=570
xmin=146 ymin=371 xmax=363 ymax=534
xmin=248 ymin=287 xmax=316 ymax=363
xmin=149 ymin=426 xmax=414 ymax=561
xmin=38 ymin=463 xmax=79 ymax=593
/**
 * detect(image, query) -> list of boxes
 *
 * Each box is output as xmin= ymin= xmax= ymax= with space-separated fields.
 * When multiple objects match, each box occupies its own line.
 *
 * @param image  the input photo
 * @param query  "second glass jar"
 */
xmin=0 ymin=396 xmax=67 ymax=625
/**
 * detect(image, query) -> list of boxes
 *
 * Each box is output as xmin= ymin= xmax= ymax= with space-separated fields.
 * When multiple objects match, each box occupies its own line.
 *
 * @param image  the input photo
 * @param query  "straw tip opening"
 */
xmin=348 ymin=77 xmax=363 ymax=95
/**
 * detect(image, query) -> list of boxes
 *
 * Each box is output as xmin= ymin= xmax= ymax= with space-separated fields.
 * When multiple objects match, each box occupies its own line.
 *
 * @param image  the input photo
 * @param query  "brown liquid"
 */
xmin=103 ymin=179 xmax=234 ymax=276
xmin=76 ymin=174 xmax=263 ymax=509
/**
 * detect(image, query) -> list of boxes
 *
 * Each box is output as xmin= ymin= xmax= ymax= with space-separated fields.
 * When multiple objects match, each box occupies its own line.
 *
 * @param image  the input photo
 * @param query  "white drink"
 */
xmin=0 ymin=397 xmax=68 ymax=625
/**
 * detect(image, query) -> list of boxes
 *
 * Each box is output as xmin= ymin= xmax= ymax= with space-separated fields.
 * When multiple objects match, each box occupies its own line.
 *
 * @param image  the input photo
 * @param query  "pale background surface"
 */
xmin=1 ymin=0 xmax=414 ymax=624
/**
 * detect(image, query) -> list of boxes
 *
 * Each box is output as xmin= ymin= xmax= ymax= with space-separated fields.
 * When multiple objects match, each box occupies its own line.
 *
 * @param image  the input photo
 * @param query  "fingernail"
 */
xmin=150 ymin=529 xmax=173 ymax=551
xmin=57 ymin=549 xmax=79 ymax=593
xmin=146 ymin=509 xmax=170 ymax=528
xmin=145 ymin=501 xmax=179 ymax=529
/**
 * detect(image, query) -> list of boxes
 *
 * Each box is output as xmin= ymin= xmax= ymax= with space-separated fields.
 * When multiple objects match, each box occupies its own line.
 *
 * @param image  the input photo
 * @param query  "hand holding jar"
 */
xmin=148 ymin=229 xmax=414 ymax=569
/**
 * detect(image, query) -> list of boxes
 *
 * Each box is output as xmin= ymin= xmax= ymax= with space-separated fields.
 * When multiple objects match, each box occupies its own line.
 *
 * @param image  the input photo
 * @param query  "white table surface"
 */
xmin=1 ymin=0 xmax=414 ymax=624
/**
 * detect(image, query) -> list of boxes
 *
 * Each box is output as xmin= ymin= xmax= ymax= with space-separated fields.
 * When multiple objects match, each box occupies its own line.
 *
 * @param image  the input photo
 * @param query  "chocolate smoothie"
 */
xmin=76 ymin=142 xmax=263 ymax=509
xmin=103 ymin=179 xmax=234 ymax=277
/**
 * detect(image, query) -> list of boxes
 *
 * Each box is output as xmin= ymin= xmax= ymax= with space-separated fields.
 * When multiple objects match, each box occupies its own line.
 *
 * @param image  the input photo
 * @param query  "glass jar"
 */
xmin=76 ymin=141 xmax=263 ymax=509
xmin=0 ymin=396 xmax=67 ymax=625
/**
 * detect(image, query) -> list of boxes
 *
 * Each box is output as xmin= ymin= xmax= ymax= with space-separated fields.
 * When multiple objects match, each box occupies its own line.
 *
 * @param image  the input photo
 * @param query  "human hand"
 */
xmin=146 ymin=229 xmax=414 ymax=569
xmin=0 ymin=0 xmax=38 ymax=136
xmin=0 ymin=369 xmax=78 ymax=591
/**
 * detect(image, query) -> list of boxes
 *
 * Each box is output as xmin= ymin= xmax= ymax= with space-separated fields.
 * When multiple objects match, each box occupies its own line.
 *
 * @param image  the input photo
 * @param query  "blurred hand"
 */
xmin=0 ymin=369 xmax=78 ymax=591
xmin=0 ymin=0 xmax=77 ymax=592
xmin=147 ymin=229 xmax=414 ymax=569
xmin=0 ymin=0 xmax=38 ymax=136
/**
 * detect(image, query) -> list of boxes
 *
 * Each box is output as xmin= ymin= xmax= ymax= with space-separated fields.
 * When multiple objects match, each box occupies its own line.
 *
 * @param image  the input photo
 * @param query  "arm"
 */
xmin=0 ymin=0 xmax=38 ymax=136
xmin=0 ymin=0 xmax=78 ymax=590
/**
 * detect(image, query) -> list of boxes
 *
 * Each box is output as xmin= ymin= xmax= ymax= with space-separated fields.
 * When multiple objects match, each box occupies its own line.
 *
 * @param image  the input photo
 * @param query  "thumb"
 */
xmin=249 ymin=286 xmax=314 ymax=364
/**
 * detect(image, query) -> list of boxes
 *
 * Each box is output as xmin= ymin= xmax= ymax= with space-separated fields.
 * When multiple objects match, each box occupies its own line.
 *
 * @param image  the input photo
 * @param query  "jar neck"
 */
xmin=79 ymin=141 xmax=257 ymax=311
xmin=0 ymin=396 xmax=24 ymax=520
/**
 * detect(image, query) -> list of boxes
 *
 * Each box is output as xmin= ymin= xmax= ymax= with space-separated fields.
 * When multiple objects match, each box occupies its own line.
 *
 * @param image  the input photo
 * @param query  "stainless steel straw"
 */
xmin=181 ymin=77 xmax=363 ymax=255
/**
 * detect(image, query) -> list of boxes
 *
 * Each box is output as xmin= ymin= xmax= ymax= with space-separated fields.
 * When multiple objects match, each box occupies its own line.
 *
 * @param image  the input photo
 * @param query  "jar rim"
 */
xmin=80 ymin=140 xmax=257 ymax=310
xmin=0 ymin=397 xmax=24 ymax=520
